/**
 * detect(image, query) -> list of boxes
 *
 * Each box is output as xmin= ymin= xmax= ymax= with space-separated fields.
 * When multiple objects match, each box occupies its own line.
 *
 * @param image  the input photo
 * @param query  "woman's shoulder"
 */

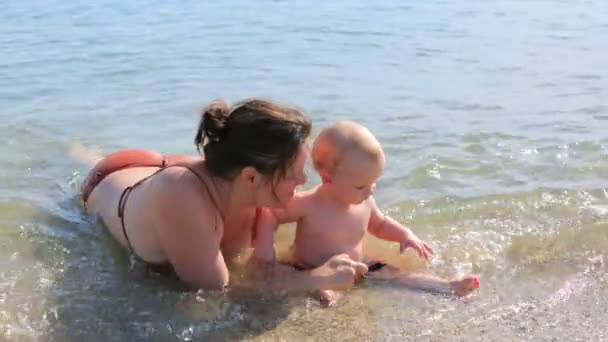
xmin=148 ymin=163 xmax=223 ymax=234
xmin=150 ymin=162 xmax=215 ymax=208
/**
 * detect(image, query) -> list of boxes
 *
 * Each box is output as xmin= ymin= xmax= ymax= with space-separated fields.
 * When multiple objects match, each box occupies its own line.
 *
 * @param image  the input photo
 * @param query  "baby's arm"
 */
xmin=367 ymin=197 xmax=434 ymax=259
xmin=274 ymin=191 xmax=308 ymax=224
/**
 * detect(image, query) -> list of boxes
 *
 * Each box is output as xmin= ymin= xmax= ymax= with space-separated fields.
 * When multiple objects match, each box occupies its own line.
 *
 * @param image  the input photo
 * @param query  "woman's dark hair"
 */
xmin=195 ymin=99 xmax=312 ymax=180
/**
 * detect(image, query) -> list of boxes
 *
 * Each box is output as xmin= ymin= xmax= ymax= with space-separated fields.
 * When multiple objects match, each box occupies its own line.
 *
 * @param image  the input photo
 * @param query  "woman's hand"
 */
xmin=238 ymin=253 xmax=368 ymax=295
xmin=310 ymin=254 xmax=368 ymax=290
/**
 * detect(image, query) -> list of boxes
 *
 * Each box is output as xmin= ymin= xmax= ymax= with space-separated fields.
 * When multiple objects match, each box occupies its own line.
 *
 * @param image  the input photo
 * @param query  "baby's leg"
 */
xmin=368 ymin=264 xmax=479 ymax=297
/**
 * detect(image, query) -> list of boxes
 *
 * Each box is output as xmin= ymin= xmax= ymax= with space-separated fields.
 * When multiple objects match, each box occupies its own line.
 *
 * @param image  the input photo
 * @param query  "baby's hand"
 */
xmin=399 ymin=231 xmax=434 ymax=259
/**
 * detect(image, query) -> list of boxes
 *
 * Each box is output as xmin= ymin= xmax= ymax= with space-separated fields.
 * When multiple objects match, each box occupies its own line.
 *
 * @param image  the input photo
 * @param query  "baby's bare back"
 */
xmin=291 ymin=195 xmax=373 ymax=268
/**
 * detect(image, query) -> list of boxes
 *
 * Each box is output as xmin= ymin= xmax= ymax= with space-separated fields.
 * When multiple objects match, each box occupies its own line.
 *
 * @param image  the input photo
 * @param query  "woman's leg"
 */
xmin=80 ymin=149 xmax=166 ymax=206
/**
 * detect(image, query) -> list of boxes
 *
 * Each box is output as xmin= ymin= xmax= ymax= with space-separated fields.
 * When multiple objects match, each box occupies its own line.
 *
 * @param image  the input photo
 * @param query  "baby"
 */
xmin=254 ymin=121 xmax=479 ymax=306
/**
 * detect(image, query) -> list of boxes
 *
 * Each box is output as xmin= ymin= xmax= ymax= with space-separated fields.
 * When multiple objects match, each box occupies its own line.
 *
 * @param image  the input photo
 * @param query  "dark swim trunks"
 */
xmin=367 ymin=261 xmax=388 ymax=272
xmin=290 ymin=259 xmax=387 ymax=272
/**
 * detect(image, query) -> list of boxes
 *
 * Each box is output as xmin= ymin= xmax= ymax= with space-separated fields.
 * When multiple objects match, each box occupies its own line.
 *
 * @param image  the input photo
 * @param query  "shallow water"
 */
xmin=1 ymin=0 xmax=607 ymax=340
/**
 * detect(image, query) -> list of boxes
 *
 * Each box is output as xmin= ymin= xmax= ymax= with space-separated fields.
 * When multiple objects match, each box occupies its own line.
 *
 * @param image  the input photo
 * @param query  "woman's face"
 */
xmin=259 ymin=144 xmax=308 ymax=208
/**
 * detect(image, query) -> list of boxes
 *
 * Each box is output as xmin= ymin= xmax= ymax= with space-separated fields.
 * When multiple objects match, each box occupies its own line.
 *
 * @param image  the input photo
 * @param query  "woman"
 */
xmin=80 ymin=98 xmax=368 ymax=291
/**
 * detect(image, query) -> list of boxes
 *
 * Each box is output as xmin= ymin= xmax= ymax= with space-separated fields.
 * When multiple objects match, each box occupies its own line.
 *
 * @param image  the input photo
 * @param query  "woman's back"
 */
xmin=87 ymin=158 xmax=206 ymax=264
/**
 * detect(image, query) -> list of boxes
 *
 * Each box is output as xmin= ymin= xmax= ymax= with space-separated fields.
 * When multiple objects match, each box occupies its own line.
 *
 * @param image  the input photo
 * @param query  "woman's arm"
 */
xmin=152 ymin=170 xmax=229 ymax=289
xmin=252 ymin=193 xmax=307 ymax=262
xmin=240 ymin=254 xmax=369 ymax=294
xmin=252 ymin=208 xmax=278 ymax=263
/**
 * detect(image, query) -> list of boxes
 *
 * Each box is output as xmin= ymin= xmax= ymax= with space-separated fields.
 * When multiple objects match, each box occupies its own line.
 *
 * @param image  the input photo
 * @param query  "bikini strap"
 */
xmin=117 ymin=186 xmax=136 ymax=254
xmin=251 ymin=207 xmax=262 ymax=243
xmin=172 ymin=165 xmax=260 ymax=242
xmin=117 ymin=168 xmax=165 ymax=255
xmin=117 ymin=163 xmax=222 ymax=258
xmin=164 ymin=165 xmax=224 ymax=230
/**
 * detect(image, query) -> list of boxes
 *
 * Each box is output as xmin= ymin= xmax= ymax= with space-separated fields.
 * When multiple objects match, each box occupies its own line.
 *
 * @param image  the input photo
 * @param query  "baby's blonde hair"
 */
xmin=312 ymin=120 xmax=385 ymax=174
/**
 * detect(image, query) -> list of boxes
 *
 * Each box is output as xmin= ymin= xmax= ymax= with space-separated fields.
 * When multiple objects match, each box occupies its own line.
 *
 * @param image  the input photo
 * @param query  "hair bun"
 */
xmin=198 ymin=100 xmax=230 ymax=144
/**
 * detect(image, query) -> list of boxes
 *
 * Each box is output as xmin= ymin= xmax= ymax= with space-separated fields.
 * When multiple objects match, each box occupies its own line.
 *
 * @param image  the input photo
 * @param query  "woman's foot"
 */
xmin=69 ymin=141 xmax=103 ymax=166
xmin=450 ymin=275 xmax=480 ymax=297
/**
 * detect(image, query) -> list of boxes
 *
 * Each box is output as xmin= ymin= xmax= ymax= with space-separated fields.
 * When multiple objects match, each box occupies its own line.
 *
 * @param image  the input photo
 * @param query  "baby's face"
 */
xmin=330 ymin=155 xmax=383 ymax=205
